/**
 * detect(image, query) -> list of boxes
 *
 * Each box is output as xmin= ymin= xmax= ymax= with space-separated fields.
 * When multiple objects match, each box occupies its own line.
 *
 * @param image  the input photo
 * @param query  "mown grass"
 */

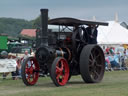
xmin=0 ymin=71 xmax=128 ymax=96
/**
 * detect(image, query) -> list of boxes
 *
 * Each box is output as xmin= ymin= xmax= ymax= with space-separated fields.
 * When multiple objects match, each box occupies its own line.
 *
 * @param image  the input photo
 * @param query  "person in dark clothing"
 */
xmin=11 ymin=67 xmax=19 ymax=80
xmin=86 ymin=25 xmax=98 ymax=44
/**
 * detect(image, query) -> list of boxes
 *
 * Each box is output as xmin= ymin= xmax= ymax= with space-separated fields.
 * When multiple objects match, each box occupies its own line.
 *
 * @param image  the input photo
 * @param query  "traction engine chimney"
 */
xmin=40 ymin=9 xmax=48 ymax=46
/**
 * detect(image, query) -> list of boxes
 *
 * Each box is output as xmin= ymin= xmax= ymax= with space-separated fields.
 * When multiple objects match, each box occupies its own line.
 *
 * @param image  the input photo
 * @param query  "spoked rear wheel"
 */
xmin=50 ymin=57 xmax=69 ymax=86
xmin=80 ymin=45 xmax=105 ymax=83
xmin=21 ymin=57 xmax=39 ymax=86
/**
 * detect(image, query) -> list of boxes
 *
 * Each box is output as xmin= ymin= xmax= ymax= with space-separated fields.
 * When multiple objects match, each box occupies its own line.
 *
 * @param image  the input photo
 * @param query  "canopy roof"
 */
xmin=48 ymin=17 xmax=108 ymax=26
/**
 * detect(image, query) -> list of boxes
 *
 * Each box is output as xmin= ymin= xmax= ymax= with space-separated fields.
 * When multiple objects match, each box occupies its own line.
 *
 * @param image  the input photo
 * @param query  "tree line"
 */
xmin=0 ymin=16 xmax=41 ymax=37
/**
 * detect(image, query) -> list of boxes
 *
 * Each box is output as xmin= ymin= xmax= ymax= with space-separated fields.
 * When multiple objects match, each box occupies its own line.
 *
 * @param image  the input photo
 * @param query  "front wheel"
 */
xmin=50 ymin=57 xmax=69 ymax=86
xmin=21 ymin=57 xmax=39 ymax=86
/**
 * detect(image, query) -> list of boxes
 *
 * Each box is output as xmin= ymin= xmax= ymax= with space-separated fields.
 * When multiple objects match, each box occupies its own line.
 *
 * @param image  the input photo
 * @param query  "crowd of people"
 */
xmin=105 ymin=47 xmax=128 ymax=71
xmin=1 ymin=50 xmax=31 ymax=80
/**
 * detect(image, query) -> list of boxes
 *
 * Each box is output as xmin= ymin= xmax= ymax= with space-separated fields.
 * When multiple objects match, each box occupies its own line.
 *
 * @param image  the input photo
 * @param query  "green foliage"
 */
xmin=0 ymin=18 xmax=32 ymax=37
xmin=31 ymin=15 xmax=41 ymax=29
xmin=0 ymin=15 xmax=50 ymax=37
xmin=31 ymin=15 xmax=50 ymax=29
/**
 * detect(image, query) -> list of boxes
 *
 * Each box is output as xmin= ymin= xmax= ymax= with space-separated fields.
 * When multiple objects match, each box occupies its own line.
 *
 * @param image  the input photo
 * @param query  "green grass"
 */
xmin=0 ymin=71 xmax=128 ymax=96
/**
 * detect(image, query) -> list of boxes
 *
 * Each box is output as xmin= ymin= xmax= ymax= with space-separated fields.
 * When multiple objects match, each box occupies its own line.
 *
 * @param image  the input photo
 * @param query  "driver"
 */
xmin=86 ymin=25 xmax=98 ymax=44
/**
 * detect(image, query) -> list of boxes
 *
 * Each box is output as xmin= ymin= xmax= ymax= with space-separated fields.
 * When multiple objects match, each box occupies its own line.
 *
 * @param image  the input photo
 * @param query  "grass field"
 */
xmin=0 ymin=71 xmax=128 ymax=96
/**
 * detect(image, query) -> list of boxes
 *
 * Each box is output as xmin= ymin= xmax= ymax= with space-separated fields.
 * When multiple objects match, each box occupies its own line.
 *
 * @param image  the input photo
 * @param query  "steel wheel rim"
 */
xmin=25 ymin=58 xmax=39 ymax=85
xmin=89 ymin=47 xmax=104 ymax=81
xmin=55 ymin=58 xmax=69 ymax=86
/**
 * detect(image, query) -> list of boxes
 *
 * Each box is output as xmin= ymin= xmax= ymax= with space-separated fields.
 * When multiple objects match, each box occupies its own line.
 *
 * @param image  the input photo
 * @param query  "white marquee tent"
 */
xmin=97 ymin=21 xmax=128 ymax=44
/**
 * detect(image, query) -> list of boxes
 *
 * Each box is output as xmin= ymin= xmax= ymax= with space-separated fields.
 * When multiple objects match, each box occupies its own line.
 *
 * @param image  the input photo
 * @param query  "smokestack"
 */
xmin=40 ymin=9 xmax=48 ymax=46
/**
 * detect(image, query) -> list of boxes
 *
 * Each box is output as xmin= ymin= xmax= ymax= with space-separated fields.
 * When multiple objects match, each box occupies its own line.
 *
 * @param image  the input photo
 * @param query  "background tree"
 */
xmin=0 ymin=17 xmax=32 ymax=36
xmin=31 ymin=15 xmax=50 ymax=29
xmin=31 ymin=15 xmax=41 ymax=29
xmin=0 ymin=15 xmax=50 ymax=37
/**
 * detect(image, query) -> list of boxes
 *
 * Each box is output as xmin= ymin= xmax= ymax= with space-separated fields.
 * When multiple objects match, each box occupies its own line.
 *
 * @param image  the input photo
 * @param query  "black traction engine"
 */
xmin=21 ymin=9 xmax=108 ymax=86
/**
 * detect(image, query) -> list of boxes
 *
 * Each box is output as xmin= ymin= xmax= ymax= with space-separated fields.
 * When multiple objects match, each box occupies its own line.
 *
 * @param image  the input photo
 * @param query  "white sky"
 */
xmin=0 ymin=0 xmax=127 ymax=22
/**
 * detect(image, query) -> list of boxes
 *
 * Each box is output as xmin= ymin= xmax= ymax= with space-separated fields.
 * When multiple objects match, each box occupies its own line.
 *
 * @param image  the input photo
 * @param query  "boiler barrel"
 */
xmin=35 ymin=47 xmax=71 ymax=64
xmin=55 ymin=48 xmax=71 ymax=61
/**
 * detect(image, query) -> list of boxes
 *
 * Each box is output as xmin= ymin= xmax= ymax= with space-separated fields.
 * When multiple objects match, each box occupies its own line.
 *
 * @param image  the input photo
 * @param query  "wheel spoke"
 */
xmin=56 ymin=74 xmax=61 ymax=80
xmin=94 ymin=71 xmax=99 ymax=77
xmin=95 ymin=54 xmax=100 ymax=59
xmin=96 ymin=63 xmax=102 ymax=67
xmin=25 ymin=68 xmax=29 ymax=74
xmin=93 ymin=71 xmax=99 ymax=79
xmin=60 ymin=61 xmax=64 ymax=71
xmin=90 ymin=70 xmax=98 ymax=79
xmin=90 ymin=53 xmax=94 ymax=60
xmin=89 ymin=53 xmax=94 ymax=67
xmin=89 ymin=60 xmax=93 ymax=67
xmin=56 ymin=66 xmax=61 ymax=73
xmin=89 ymin=58 xmax=93 ymax=63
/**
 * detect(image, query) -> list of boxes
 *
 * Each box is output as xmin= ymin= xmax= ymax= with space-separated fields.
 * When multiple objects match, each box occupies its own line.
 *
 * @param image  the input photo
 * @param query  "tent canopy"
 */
xmin=98 ymin=21 xmax=128 ymax=44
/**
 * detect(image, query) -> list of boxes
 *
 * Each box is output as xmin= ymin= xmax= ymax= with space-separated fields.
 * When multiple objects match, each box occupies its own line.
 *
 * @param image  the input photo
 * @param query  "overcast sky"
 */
xmin=0 ymin=0 xmax=127 ymax=22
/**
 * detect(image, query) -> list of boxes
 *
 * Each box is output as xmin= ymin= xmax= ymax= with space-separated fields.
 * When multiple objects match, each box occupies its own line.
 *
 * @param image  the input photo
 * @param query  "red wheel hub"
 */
xmin=55 ymin=58 xmax=69 ymax=86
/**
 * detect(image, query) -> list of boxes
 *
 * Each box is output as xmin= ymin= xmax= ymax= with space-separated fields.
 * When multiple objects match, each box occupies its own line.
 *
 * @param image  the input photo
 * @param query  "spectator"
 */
xmin=106 ymin=47 xmax=110 ymax=54
xmin=11 ymin=66 xmax=19 ymax=80
xmin=19 ymin=50 xmax=30 ymax=78
xmin=108 ymin=52 xmax=120 ymax=70
xmin=0 ymin=51 xmax=10 ymax=79
xmin=120 ymin=51 xmax=128 ymax=70
xmin=8 ymin=55 xmax=21 ymax=80
xmin=0 ymin=51 xmax=8 ymax=59
xmin=86 ymin=25 xmax=98 ymax=44
xmin=109 ymin=47 xmax=115 ymax=54
xmin=105 ymin=52 xmax=111 ymax=71
xmin=23 ymin=50 xmax=30 ymax=60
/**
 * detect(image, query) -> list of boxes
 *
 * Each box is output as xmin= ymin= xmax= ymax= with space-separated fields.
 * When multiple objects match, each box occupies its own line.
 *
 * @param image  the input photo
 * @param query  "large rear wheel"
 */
xmin=21 ymin=57 xmax=39 ymax=86
xmin=80 ymin=45 xmax=105 ymax=83
xmin=50 ymin=57 xmax=69 ymax=86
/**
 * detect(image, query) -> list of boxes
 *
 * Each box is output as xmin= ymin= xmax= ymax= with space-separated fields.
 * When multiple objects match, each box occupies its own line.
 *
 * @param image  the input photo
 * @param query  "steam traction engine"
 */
xmin=21 ymin=9 xmax=108 ymax=86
